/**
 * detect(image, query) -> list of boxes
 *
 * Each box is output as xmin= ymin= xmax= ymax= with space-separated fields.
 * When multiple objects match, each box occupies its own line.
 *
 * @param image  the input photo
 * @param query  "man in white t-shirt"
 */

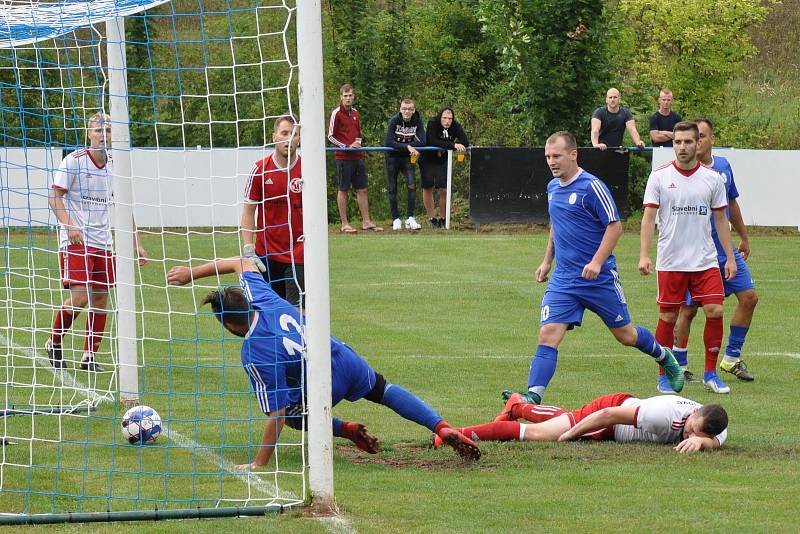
xmin=432 ymin=391 xmax=728 ymax=453
xmin=639 ymin=121 xmax=737 ymax=395
xmin=46 ymin=113 xmax=148 ymax=372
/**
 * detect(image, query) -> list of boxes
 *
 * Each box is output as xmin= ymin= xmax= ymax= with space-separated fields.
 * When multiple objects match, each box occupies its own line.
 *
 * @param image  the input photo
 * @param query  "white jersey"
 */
xmin=52 ymin=148 xmax=113 ymax=250
xmin=613 ymin=395 xmax=728 ymax=445
xmin=643 ymin=161 xmax=727 ymax=271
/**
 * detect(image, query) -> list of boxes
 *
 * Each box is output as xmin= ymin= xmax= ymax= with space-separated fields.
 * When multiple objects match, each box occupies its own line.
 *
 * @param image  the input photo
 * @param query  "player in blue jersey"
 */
xmin=669 ymin=119 xmax=758 ymax=387
xmin=167 ymin=257 xmax=480 ymax=469
xmin=502 ymin=131 xmax=685 ymax=406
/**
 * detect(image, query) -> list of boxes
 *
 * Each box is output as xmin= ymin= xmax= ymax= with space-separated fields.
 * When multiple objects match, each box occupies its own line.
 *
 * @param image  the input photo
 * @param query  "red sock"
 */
xmin=655 ymin=318 xmax=675 ymax=377
xmin=704 ymin=317 xmax=724 ymax=372
xmin=457 ymin=421 xmax=521 ymax=442
xmin=51 ymin=307 xmax=75 ymax=345
xmin=515 ymin=404 xmax=566 ymax=423
xmin=84 ymin=311 xmax=108 ymax=354
xmin=433 ymin=420 xmax=451 ymax=436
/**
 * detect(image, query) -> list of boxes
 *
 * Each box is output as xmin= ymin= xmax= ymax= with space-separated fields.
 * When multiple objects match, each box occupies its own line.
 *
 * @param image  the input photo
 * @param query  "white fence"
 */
xmin=2 ymin=147 xmax=798 ymax=229
xmin=651 ymin=148 xmax=799 ymax=229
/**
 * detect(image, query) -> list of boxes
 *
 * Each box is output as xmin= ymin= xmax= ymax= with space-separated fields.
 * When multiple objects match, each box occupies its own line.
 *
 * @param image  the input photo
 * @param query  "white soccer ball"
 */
xmin=121 ymin=405 xmax=162 ymax=445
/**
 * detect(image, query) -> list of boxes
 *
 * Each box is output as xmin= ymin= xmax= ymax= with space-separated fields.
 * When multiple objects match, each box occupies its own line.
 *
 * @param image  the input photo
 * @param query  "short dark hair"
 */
xmin=274 ymin=114 xmax=297 ymax=133
xmin=400 ymin=98 xmax=415 ymax=106
xmin=697 ymin=404 xmax=728 ymax=437
xmin=546 ymin=131 xmax=577 ymax=150
xmin=673 ymin=121 xmax=699 ymax=139
xmin=691 ymin=117 xmax=715 ymax=134
xmin=202 ymin=287 xmax=251 ymax=337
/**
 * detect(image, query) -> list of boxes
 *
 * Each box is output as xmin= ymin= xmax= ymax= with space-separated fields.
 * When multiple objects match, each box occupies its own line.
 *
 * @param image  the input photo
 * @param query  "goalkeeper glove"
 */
xmin=243 ymin=244 xmax=267 ymax=273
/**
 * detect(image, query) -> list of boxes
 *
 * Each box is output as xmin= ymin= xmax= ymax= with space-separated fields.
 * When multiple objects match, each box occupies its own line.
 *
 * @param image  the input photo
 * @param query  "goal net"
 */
xmin=0 ymin=0 xmax=326 ymax=522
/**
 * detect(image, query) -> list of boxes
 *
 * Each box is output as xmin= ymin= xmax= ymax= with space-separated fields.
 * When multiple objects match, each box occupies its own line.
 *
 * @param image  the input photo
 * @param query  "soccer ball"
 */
xmin=121 ymin=405 xmax=162 ymax=445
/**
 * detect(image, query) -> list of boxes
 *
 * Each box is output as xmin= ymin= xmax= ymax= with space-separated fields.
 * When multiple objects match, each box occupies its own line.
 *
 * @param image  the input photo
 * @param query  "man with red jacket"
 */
xmin=327 ymin=84 xmax=382 ymax=233
xmin=241 ymin=115 xmax=304 ymax=306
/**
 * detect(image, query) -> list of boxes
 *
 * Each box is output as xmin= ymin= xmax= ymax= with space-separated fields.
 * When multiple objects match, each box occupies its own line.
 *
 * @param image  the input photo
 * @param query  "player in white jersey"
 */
xmin=432 ymin=391 xmax=728 ymax=453
xmin=46 ymin=113 xmax=148 ymax=371
xmin=639 ymin=122 xmax=737 ymax=395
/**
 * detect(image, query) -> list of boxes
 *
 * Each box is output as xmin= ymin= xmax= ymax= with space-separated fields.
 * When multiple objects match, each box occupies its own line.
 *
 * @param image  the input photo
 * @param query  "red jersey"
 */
xmin=244 ymin=154 xmax=303 ymax=264
xmin=327 ymin=103 xmax=363 ymax=160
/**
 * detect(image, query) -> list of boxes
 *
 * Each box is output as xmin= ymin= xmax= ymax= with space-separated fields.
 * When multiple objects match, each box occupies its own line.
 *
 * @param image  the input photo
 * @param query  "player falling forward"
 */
xmin=433 ymin=391 xmax=728 ymax=453
xmin=167 ymin=257 xmax=480 ymax=468
xmin=503 ymin=131 xmax=684 ymax=406
xmin=46 ymin=113 xmax=148 ymax=372
xmin=671 ymin=119 xmax=758 ymax=385
xmin=640 ymin=121 xmax=737 ymax=394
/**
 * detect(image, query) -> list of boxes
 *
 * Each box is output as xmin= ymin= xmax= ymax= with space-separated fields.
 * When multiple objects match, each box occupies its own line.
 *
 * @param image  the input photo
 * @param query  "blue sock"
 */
xmin=527 ymin=345 xmax=558 ymax=394
xmin=381 ymin=383 xmax=442 ymax=432
xmin=332 ymin=417 xmax=344 ymax=437
xmin=725 ymin=325 xmax=749 ymax=359
xmin=633 ymin=326 xmax=664 ymax=360
xmin=673 ymin=347 xmax=689 ymax=367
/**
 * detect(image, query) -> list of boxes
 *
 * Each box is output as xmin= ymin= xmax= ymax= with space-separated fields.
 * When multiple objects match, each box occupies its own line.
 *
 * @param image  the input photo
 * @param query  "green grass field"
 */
xmin=2 ymin=228 xmax=799 ymax=532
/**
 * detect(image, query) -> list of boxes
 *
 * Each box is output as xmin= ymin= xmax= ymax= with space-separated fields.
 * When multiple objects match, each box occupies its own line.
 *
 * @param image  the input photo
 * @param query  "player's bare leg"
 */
xmin=672 ymin=304 xmax=700 ymax=382
xmin=437 ymin=187 xmax=447 ymax=227
xmin=720 ymin=288 xmax=758 ymax=381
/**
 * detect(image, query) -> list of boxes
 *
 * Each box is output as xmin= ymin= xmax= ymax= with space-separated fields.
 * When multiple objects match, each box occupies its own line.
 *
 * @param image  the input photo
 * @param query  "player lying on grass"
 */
xmin=167 ymin=256 xmax=480 ymax=468
xmin=433 ymin=391 xmax=728 ymax=453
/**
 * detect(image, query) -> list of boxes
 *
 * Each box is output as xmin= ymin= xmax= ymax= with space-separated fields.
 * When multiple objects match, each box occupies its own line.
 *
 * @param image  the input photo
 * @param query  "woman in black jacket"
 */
xmin=421 ymin=107 xmax=469 ymax=228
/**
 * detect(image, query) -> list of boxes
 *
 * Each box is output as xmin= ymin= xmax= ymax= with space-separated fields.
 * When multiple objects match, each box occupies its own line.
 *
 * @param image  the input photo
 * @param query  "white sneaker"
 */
xmin=392 ymin=218 xmax=402 ymax=231
xmin=405 ymin=216 xmax=421 ymax=230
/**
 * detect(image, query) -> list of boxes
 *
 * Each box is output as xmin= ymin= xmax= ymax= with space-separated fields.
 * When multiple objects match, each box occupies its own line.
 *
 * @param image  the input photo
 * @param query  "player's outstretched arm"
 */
xmin=638 ymin=207 xmax=657 ymax=275
xmin=167 ymin=257 xmax=258 ymax=286
xmin=728 ymin=198 xmax=750 ymax=259
xmin=535 ymin=225 xmax=555 ymax=282
xmin=557 ymin=406 xmax=637 ymax=442
xmin=236 ymin=408 xmax=286 ymax=470
xmin=712 ymin=209 xmax=737 ymax=280
xmin=674 ymin=435 xmax=721 ymax=453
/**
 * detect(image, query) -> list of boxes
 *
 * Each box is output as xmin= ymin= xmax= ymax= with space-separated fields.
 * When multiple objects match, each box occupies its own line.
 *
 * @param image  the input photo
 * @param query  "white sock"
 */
xmin=519 ymin=424 xmax=527 ymax=441
xmin=722 ymin=354 xmax=740 ymax=365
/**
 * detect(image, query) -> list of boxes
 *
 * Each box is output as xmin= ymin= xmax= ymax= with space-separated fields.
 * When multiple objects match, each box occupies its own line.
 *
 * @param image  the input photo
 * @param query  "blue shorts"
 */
xmin=541 ymin=274 xmax=631 ymax=329
xmin=330 ymin=341 xmax=377 ymax=406
xmin=686 ymin=250 xmax=755 ymax=306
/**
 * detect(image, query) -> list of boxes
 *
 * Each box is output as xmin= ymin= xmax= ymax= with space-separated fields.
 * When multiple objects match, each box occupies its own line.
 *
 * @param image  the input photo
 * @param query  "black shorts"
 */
xmin=257 ymin=257 xmax=305 ymax=307
xmin=336 ymin=159 xmax=368 ymax=192
xmin=421 ymin=161 xmax=447 ymax=189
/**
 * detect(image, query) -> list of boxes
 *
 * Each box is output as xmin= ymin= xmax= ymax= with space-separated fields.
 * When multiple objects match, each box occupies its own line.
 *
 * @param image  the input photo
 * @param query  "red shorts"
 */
xmin=59 ymin=245 xmax=116 ymax=288
xmin=566 ymin=392 xmax=634 ymax=441
xmin=657 ymin=268 xmax=724 ymax=309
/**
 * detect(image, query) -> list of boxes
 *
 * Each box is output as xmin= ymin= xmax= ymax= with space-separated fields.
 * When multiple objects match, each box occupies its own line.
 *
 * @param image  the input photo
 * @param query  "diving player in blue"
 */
xmin=167 ymin=256 xmax=480 ymax=469
xmin=671 ymin=119 xmax=758 ymax=387
xmin=502 ymin=131 xmax=685 ymax=406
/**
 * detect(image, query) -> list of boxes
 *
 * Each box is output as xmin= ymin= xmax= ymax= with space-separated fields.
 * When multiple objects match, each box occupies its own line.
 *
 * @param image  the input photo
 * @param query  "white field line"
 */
xmin=0 ymin=334 xmax=357 ymax=532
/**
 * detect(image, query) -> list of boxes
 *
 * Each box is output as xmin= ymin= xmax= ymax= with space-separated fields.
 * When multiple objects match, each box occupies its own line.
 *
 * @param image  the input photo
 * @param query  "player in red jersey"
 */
xmin=241 ymin=115 xmax=304 ymax=306
xmin=46 ymin=112 xmax=149 ymax=372
xmin=432 ymin=391 xmax=727 ymax=453
xmin=639 ymin=122 xmax=737 ymax=395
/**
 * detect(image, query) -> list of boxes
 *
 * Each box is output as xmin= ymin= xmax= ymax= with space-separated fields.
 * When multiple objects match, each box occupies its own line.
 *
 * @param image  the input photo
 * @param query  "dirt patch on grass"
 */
xmin=335 ymin=442 xmax=484 ymax=470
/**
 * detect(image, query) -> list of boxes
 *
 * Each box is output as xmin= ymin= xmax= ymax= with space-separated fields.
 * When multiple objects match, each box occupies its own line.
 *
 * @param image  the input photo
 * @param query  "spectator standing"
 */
xmin=327 ymin=84 xmax=383 ymax=233
xmin=385 ymin=99 xmax=425 ymax=231
xmin=649 ymin=89 xmax=683 ymax=147
xmin=591 ymin=87 xmax=645 ymax=150
xmin=421 ymin=107 xmax=469 ymax=228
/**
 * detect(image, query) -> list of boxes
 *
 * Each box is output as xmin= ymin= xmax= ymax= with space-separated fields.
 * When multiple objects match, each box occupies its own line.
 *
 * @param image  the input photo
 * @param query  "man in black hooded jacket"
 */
xmin=421 ymin=107 xmax=469 ymax=228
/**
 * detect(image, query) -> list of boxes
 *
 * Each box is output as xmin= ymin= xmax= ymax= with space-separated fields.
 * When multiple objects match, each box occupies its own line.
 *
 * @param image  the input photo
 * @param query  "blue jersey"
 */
xmin=547 ymin=170 xmax=621 ymax=287
xmin=709 ymin=155 xmax=739 ymax=261
xmin=240 ymin=271 xmax=375 ymax=414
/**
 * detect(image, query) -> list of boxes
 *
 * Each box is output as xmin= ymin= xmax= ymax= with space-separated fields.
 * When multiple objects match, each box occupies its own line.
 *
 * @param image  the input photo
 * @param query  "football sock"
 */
xmin=704 ymin=316 xmax=724 ymax=372
xmin=634 ymin=325 xmax=665 ymax=361
xmin=84 ymin=310 xmax=108 ymax=353
xmin=381 ymin=383 xmax=441 ymax=431
xmin=515 ymin=404 xmax=566 ymax=423
xmin=406 ymin=188 xmax=416 ymax=217
xmin=332 ymin=417 xmax=344 ymax=437
xmin=527 ymin=345 xmax=558 ymax=392
xmin=455 ymin=421 xmax=521 ymax=442
xmin=655 ymin=318 xmax=675 ymax=377
xmin=51 ymin=307 xmax=76 ymax=345
xmin=672 ymin=346 xmax=689 ymax=367
xmin=724 ymin=324 xmax=749 ymax=361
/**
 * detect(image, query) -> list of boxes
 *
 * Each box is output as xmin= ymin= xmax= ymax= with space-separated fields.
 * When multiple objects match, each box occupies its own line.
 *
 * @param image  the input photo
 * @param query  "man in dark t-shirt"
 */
xmin=590 ymin=87 xmax=645 ymax=150
xmin=649 ymin=89 xmax=683 ymax=147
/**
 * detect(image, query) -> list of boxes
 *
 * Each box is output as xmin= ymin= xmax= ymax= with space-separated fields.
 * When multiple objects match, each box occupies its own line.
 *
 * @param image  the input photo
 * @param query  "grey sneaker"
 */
xmin=720 ymin=360 xmax=754 ymax=381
